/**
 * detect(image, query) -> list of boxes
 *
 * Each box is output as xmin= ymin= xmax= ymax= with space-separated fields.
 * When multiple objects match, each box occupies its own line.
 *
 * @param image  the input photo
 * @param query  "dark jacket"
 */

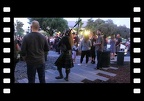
xmin=21 ymin=32 xmax=49 ymax=65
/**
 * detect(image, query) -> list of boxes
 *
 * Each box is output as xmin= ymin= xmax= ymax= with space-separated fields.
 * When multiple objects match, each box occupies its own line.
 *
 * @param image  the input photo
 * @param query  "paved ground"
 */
xmin=17 ymin=51 xmax=130 ymax=83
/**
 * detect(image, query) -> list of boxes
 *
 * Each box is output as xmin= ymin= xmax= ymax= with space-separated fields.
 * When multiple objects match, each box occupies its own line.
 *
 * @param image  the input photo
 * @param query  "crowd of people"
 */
xmin=14 ymin=20 xmax=130 ymax=83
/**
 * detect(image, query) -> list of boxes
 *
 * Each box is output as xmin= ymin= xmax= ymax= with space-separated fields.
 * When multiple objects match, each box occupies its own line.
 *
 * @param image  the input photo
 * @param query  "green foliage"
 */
xmin=28 ymin=18 xmax=69 ymax=36
xmin=15 ymin=20 xmax=24 ymax=36
xmin=85 ymin=18 xmax=130 ymax=39
xmin=85 ymin=18 xmax=95 ymax=31
xmin=74 ymin=18 xmax=84 ymax=32
xmin=117 ymin=25 xmax=130 ymax=38
xmin=39 ymin=30 xmax=49 ymax=36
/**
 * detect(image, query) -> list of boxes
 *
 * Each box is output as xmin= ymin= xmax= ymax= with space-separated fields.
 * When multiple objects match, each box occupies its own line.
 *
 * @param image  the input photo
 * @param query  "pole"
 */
xmin=77 ymin=18 xmax=80 ymax=35
xmin=64 ymin=18 xmax=81 ymax=36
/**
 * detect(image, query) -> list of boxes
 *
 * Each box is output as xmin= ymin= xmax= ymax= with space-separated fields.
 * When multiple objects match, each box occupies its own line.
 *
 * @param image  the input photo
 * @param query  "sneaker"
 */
xmin=78 ymin=63 xmax=82 ymax=66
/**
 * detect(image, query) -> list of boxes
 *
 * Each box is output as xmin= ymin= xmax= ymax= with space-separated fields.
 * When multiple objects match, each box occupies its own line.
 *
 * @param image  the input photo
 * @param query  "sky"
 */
xmin=14 ymin=17 xmax=130 ymax=31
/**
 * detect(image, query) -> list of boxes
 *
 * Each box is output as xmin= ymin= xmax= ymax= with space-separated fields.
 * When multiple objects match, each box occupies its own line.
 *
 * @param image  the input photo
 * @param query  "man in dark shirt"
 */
xmin=115 ymin=34 xmax=122 ymax=54
xmin=21 ymin=20 xmax=49 ymax=83
xmin=94 ymin=29 xmax=104 ymax=69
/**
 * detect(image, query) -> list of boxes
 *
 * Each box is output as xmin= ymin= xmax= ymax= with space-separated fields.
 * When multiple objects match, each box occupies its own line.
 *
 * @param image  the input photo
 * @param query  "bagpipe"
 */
xmin=58 ymin=19 xmax=82 ymax=51
xmin=64 ymin=19 xmax=82 ymax=36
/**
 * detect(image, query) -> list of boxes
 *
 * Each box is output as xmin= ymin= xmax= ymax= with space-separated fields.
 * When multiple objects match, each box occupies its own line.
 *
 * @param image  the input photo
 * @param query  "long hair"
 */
xmin=65 ymin=30 xmax=74 ymax=48
xmin=83 ymin=35 xmax=89 ymax=43
xmin=69 ymin=31 xmax=74 ymax=48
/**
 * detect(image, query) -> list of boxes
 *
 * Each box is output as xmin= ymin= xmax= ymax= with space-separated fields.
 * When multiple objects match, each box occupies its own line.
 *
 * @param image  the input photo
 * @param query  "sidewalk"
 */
xmin=17 ymin=51 xmax=130 ymax=83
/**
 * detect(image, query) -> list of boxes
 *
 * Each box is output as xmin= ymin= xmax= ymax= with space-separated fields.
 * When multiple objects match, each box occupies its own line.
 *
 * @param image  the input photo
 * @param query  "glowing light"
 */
xmin=84 ymin=30 xmax=90 ymax=36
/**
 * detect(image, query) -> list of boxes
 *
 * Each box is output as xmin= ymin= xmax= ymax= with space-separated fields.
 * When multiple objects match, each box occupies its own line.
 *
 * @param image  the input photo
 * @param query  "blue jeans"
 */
xmin=27 ymin=63 xmax=45 ymax=83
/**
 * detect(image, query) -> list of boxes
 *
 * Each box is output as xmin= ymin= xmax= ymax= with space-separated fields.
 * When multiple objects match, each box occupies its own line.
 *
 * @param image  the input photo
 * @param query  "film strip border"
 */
xmin=2 ymin=7 xmax=11 ymax=94
xmin=133 ymin=7 xmax=141 ymax=94
xmin=1 ymin=6 xmax=142 ymax=95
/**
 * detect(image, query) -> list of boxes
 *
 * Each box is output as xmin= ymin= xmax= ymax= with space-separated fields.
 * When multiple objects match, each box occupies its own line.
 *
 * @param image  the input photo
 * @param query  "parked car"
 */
xmin=107 ymin=44 xmax=128 ymax=55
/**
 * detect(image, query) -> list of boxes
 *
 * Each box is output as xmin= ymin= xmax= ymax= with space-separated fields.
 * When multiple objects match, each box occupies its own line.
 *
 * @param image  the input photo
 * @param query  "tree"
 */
xmin=117 ymin=25 xmax=130 ymax=38
xmin=85 ymin=18 xmax=95 ymax=31
xmin=28 ymin=18 xmax=69 ymax=36
xmin=15 ymin=20 xmax=24 ymax=36
xmin=94 ymin=19 xmax=105 ymax=27
xmin=39 ymin=30 xmax=48 ymax=36
xmin=74 ymin=18 xmax=84 ymax=34
xmin=85 ymin=18 xmax=105 ymax=32
xmin=85 ymin=18 xmax=130 ymax=38
xmin=105 ymin=19 xmax=114 ymax=24
xmin=98 ymin=23 xmax=117 ymax=36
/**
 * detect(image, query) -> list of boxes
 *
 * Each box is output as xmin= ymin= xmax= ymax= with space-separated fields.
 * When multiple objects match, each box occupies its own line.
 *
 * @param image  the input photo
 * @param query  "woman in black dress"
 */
xmin=54 ymin=29 xmax=74 ymax=81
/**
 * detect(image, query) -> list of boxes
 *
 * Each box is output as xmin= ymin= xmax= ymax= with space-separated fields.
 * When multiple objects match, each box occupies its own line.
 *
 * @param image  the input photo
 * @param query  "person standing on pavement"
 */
xmin=90 ymin=32 xmax=97 ymax=64
xmin=115 ymin=34 xmax=122 ymax=54
xmin=110 ymin=34 xmax=116 ymax=60
xmin=54 ymin=29 xmax=74 ymax=81
xmin=78 ymin=35 xmax=92 ymax=66
xmin=72 ymin=42 xmax=78 ymax=63
xmin=103 ymin=34 xmax=108 ymax=51
xmin=14 ymin=35 xmax=21 ymax=81
xmin=21 ymin=20 xmax=49 ymax=83
xmin=44 ymin=35 xmax=50 ymax=61
xmin=94 ymin=29 xmax=104 ymax=69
